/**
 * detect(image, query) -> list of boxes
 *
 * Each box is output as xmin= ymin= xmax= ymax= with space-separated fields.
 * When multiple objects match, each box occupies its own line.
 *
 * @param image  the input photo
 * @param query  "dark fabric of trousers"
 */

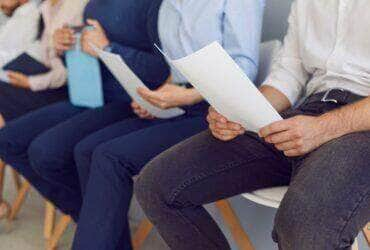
xmin=0 ymin=101 xmax=134 ymax=219
xmin=135 ymin=93 xmax=370 ymax=250
xmin=71 ymin=102 xmax=208 ymax=250
xmin=0 ymin=83 xmax=68 ymax=121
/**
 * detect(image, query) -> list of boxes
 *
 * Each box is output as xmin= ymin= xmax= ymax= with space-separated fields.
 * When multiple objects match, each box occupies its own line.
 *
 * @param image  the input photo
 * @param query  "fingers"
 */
xmin=7 ymin=71 xmax=29 ymax=88
xmin=264 ymin=130 xmax=300 ymax=144
xmin=207 ymin=107 xmax=244 ymax=132
xmin=131 ymin=102 xmax=155 ymax=119
xmin=259 ymin=119 xmax=294 ymax=138
xmin=137 ymin=87 xmax=169 ymax=109
xmin=86 ymin=19 xmax=103 ymax=32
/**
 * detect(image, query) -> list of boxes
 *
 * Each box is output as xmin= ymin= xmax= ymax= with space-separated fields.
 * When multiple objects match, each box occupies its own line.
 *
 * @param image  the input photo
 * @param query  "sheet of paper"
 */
xmin=93 ymin=46 xmax=185 ymax=119
xmin=157 ymin=42 xmax=283 ymax=132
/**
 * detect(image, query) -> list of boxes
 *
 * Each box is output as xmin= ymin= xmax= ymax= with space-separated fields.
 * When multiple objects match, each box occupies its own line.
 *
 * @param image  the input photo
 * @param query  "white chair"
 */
xmin=242 ymin=187 xmax=363 ymax=250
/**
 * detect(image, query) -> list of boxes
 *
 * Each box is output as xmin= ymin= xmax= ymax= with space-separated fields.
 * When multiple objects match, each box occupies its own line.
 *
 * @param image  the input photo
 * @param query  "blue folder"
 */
xmin=66 ymin=27 xmax=104 ymax=108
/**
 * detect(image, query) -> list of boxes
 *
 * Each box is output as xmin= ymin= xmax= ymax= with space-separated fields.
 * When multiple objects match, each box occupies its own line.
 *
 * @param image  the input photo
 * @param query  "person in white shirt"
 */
xmin=135 ymin=1 xmax=370 ymax=249
xmin=0 ymin=0 xmax=41 ymax=67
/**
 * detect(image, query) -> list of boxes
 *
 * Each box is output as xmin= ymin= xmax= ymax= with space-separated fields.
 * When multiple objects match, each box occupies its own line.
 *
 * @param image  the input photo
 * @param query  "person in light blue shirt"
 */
xmin=159 ymin=0 xmax=262 ymax=84
xmin=70 ymin=1 xmax=265 ymax=249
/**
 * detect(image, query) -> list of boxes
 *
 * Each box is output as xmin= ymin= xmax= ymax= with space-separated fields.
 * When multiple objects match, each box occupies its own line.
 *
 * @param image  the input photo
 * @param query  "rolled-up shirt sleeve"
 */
xmin=262 ymin=2 xmax=309 ymax=105
xmin=223 ymin=0 xmax=265 ymax=83
xmin=28 ymin=56 xmax=67 ymax=91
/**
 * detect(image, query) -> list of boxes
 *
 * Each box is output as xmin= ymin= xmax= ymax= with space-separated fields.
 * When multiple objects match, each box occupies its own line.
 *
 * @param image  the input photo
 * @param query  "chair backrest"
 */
xmin=261 ymin=0 xmax=294 ymax=42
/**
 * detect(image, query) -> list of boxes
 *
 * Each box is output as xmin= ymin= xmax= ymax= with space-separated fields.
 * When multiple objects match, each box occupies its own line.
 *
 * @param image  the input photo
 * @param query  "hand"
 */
xmin=81 ymin=19 xmax=110 ymax=57
xmin=259 ymin=115 xmax=329 ymax=157
xmin=131 ymin=101 xmax=155 ymax=119
xmin=7 ymin=71 xmax=30 ymax=89
xmin=207 ymin=107 xmax=245 ymax=141
xmin=53 ymin=25 xmax=75 ymax=55
xmin=137 ymin=84 xmax=202 ymax=109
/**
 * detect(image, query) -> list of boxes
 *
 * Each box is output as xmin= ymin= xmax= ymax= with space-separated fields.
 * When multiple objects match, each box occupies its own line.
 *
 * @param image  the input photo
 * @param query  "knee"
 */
xmin=0 ymin=124 xmax=27 ymax=159
xmin=74 ymin=139 xmax=95 ymax=169
xmin=273 ymin=189 xmax=339 ymax=250
xmin=135 ymin=154 xmax=184 ymax=217
xmin=28 ymin=135 xmax=59 ymax=175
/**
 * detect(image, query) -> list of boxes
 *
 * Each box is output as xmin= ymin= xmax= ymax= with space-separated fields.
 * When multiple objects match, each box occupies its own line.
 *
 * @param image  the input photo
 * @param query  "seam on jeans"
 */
xmin=334 ymin=188 xmax=370 ymax=249
xmin=168 ymin=160 xmax=246 ymax=205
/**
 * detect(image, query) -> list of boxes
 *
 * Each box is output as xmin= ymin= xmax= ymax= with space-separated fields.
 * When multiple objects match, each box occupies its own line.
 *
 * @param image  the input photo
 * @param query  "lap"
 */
xmin=283 ymin=132 xmax=370 ymax=216
xmin=137 ymin=130 xmax=291 ymax=206
xmin=93 ymin=116 xmax=208 ymax=176
xmin=0 ymin=101 xmax=83 ymax=154
xmin=0 ymin=84 xmax=68 ymax=121
xmin=30 ymin=101 xmax=134 ymax=157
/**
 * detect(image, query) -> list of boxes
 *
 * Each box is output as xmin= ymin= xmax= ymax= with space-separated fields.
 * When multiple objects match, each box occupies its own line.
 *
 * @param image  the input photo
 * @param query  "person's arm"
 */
xmin=28 ymin=56 xmax=67 ymax=91
xmin=262 ymin=1 xmax=309 ymax=106
xmin=317 ymin=97 xmax=370 ymax=141
xmin=82 ymin=19 xmax=169 ymax=89
xmin=108 ymin=43 xmax=169 ymax=89
xmin=223 ymin=0 xmax=265 ymax=82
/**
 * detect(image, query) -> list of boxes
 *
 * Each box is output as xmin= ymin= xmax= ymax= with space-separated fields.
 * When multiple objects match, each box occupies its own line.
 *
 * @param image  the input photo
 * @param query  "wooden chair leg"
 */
xmin=363 ymin=223 xmax=370 ymax=246
xmin=44 ymin=201 xmax=56 ymax=241
xmin=8 ymin=180 xmax=31 ymax=221
xmin=11 ymin=169 xmax=22 ymax=192
xmin=46 ymin=215 xmax=72 ymax=250
xmin=215 ymin=200 xmax=254 ymax=250
xmin=132 ymin=218 xmax=154 ymax=250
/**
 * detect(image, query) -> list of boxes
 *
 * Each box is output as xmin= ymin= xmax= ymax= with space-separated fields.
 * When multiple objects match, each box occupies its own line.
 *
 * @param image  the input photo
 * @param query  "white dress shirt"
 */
xmin=0 ymin=1 xmax=40 ymax=67
xmin=263 ymin=0 xmax=370 ymax=105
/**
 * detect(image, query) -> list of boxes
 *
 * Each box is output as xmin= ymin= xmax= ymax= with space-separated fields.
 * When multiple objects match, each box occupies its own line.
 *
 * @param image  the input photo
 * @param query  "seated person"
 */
xmin=135 ymin=0 xmax=370 ymax=249
xmin=69 ymin=0 xmax=264 ymax=249
xmin=0 ymin=0 xmax=170 ymax=225
xmin=0 ymin=0 xmax=40 ymax=67
xmin=0 ymin=0 xmax=87 ymax=220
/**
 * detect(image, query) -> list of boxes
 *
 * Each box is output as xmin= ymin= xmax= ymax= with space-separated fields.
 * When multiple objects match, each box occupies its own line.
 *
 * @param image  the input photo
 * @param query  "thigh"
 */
xmin=29 ymin=101 xmax=135 ymax=159
xmin=0 ymin=84 xmax=68 ymax=122
xmin=136 ymin=129 xmax=292 ymax=207
xmin=277 ymin=132 xmax=370 ymax=247
xmin=94 ymin=116 xmax=209 ymax=176
xmin=0 ymin=101 xmax=83 ymax=153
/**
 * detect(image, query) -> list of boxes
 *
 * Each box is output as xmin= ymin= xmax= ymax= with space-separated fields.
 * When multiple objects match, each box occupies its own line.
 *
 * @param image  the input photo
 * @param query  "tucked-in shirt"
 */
xmin=28 ymin=0 xmax=88 ymax=91
xmin=84 ymin=0 xmax=169 ymax=103
xmin=0 ymin=1 xmax=40 ymax=67
xmin=263 ymin=0 xmax=370 ymax=105
xmin=158 ymin=0 xmax=265 ymax=84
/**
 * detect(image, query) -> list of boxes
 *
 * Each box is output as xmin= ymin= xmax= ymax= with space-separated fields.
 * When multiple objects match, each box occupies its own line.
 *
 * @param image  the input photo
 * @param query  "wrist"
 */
xmin=316 ymin=112 xmax=351 ymax=142
xmin=185 ymin=88 xmax=202 ymax=105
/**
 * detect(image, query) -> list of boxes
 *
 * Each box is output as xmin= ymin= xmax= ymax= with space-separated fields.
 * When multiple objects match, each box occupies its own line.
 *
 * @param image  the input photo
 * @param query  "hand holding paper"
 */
xmin=157 ymin=41 xmax=283 ymax=133
xmin=93 ymin=46 xmax=185 ymax=119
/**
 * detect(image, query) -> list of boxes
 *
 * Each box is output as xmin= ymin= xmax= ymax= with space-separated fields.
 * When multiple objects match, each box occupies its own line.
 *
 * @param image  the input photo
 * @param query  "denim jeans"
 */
xmin=135 ymin=92 xmax=370 ymax=250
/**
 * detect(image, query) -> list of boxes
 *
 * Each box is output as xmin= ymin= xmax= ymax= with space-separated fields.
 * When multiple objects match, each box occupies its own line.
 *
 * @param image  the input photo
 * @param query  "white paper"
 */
xmin=158 ymin=41 xmax=283 ymax=132
xmin=93 ymin=46 xmax=185 ymax=119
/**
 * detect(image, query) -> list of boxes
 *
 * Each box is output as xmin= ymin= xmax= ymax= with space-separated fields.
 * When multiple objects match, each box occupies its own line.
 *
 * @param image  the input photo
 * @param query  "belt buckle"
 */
xmin=321 ymin=88 xmax=344 ymax=104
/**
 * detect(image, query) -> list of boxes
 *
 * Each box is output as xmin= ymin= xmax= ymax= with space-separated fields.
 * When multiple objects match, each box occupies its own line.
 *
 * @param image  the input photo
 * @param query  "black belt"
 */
xmin=305 ymin=89 xmax=366 ymax=105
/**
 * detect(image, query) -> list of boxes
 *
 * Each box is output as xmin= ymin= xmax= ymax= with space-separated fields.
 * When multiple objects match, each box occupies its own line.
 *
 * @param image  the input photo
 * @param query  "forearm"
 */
xmin=318 ymin=96 xmax=370 ymax=141
xmin=260 ymin=85 xmax=292 ymax=113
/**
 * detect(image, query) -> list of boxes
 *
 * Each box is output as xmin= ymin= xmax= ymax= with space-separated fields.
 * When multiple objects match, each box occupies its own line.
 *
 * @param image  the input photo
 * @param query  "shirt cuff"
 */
xmin=262 ymin=73 xmax=303 ymax=106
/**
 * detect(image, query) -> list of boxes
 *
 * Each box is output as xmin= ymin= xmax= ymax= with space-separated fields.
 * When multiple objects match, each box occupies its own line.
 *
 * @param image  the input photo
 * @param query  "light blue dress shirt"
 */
xmin=158 ymin=0 xmax=265 ymax=84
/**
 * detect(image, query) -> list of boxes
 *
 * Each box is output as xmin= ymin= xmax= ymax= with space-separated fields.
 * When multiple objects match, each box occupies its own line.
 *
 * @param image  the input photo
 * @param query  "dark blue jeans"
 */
xmin=0 ymin=101 xmax=134 ymax=220
xmin=71 ymin=103 xmax=208 ymax=250
xmin=135 ymin=96 xmax=370 ymax=250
